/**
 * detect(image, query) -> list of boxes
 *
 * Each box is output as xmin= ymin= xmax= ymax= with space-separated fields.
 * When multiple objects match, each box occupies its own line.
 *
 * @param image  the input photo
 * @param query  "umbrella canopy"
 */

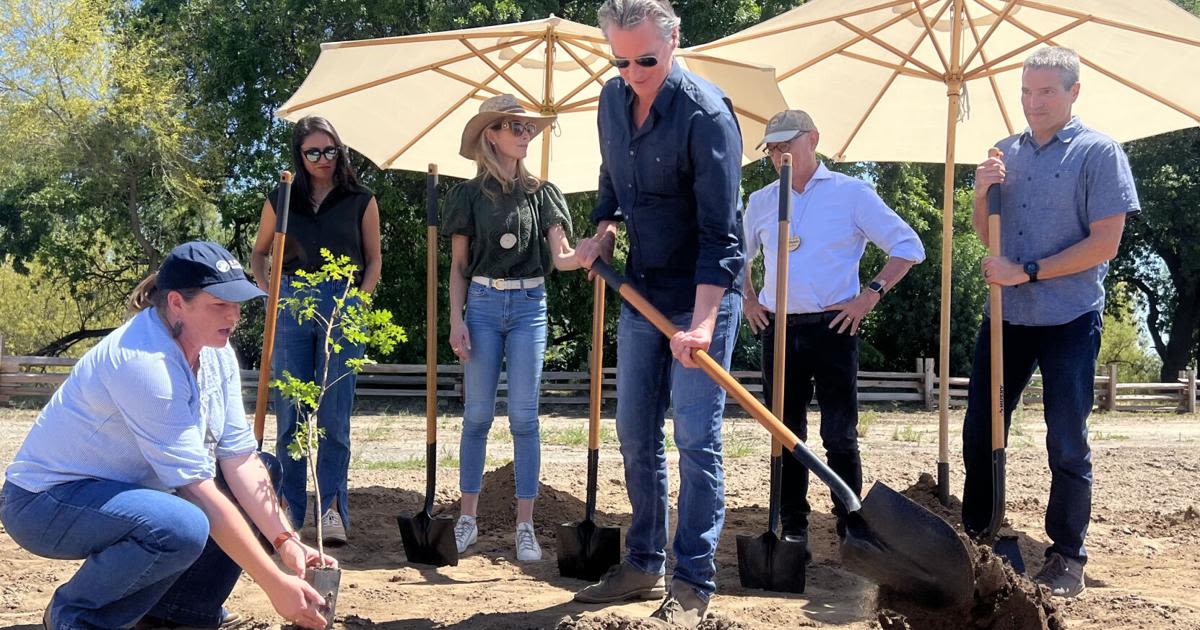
xmin=694 ymin=0 xmax=1200 ymax=163
xmin=694 ymin=0 xmax=1200 ymax=498
xmin=276 ymin=16 xmax=786 ymax=193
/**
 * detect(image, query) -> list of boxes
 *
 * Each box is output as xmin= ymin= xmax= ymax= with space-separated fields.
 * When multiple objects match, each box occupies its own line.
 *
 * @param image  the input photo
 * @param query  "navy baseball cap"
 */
xmin=157 ymin=241 xmax=266 ymax=303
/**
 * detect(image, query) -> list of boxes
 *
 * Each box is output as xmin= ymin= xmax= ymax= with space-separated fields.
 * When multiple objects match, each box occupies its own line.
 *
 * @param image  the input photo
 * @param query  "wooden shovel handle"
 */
xmin=771 ymin=153 xmax=792 ymax=458
xmin=986 ymin=148 xmax=1005 ymax=452
xmin=254 ymin=170 xmax=292 ymax=446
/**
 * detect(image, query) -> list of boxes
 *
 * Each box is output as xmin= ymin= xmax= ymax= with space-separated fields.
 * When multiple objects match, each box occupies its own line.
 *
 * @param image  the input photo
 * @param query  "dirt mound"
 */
xmin=872 ymin=474 xmax=1065 ymax=630
xmin=556 ymin=612 xmax=748 ymax=630
xmin=444 ymin=462 xmax=615 ymax=542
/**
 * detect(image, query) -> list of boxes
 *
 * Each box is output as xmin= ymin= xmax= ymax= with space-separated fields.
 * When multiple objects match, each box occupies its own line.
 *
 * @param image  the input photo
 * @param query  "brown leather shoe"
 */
xmin=573 ymin=561 xmax=666 ymax=603
xmin=646 ymin=582 xmax=709 ymax=629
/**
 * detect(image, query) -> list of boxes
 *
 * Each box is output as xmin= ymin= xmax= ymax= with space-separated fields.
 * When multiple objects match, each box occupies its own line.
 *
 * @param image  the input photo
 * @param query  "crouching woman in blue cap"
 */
xmin=0 ymin=241 xmax=333 ymax=630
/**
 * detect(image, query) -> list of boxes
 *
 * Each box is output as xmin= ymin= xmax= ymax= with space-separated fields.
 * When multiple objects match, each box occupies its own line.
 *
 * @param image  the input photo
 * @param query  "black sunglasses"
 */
xmin=609 ymin=55 xmax=659 ymax=69
xmin=302 ymin=146 xmax=341 ymax=163
xmin=491 ymin=120 xmax=538 ymax=137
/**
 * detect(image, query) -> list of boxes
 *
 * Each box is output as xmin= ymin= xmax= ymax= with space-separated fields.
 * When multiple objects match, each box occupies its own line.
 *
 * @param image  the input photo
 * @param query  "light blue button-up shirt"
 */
xmin=5 ymin=307 xmax=258 ymax=493
xmin=991 ymin=117 xmax=1140 ymax=326
xmin=744 ymin=163 xmax=926 ymax=314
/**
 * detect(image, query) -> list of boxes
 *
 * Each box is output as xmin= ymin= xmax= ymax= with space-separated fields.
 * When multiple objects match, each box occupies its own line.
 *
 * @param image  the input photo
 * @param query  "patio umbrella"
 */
xmin=693 ymin=0 xmax=1200 ymax=502
xmin=275 ymin=16 xmax=786 ymax=193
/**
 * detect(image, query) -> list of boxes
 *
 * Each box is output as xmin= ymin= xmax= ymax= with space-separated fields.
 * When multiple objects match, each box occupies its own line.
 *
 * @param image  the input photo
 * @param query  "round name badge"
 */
xmin=499 ymin=233 xmax=518 ymax=249
xmin=787 ymin=235 xmax=801 ymax=252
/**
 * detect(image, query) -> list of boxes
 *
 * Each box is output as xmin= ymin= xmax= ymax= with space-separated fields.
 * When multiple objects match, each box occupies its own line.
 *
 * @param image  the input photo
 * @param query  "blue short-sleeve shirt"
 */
xmin=5 ymin=308 xmax=258 ymax=493
xmin=991 ymin=117 xmax=1140 ymax=326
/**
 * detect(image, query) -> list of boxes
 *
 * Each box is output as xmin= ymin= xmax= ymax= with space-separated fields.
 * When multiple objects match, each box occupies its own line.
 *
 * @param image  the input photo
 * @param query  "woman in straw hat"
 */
xmin=442 ymin=94 xmax=580 ymax=562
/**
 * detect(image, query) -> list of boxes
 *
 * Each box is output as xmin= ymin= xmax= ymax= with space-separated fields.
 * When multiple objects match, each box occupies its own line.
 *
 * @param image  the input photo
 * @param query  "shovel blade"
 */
xmin=735 ymin=531 xmax=807 ymax=593
xmin=557 ymin=519 xmax=621 ymax=581
xmin=840 ymin=482 xmax=973 ymax=608
xmin=993 ymin=534 xmax=1025 ymax=574
xmin=397 ymin=510 xmax=459 ymax=567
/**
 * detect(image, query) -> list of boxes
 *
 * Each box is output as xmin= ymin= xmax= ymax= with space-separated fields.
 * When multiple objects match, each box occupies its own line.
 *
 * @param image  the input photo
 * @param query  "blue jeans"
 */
xmin=615 ymin=292 xmax=741 ymax=599
xmin=0 ymin=454 xmax=283 ymax=629
xmin=273 ymin=277 xmax=364 ymax=528
xmin=962 ymin=311 xmax=1102 ymax=563
xmin=460 ymin=281 xmax=547 ymax=500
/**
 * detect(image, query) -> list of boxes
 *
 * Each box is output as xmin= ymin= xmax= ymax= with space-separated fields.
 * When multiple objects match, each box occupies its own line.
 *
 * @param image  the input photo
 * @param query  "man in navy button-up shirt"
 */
xmin=572 ymin=0 xmax=743 ymax=625
xmin=964 ymin=47 xmax=1139 ymax=600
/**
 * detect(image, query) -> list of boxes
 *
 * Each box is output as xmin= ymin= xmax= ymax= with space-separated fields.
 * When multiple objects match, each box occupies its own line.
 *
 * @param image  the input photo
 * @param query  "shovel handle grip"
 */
xmin=590 ymin=260 xmax=862 ymax=513
xmin=254 ymin=170 xmax=293 ymax=446
xmin=426 ymin=165 xmax=439 ymax=443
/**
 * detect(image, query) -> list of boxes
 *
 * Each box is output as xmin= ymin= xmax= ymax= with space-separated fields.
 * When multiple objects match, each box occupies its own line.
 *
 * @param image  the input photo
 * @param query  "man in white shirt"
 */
xmin=741 ymin=110 xmax=925 ymax=556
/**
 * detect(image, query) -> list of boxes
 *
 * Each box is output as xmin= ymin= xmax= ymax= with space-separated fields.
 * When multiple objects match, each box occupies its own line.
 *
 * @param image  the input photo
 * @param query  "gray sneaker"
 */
xmin=646 ymin=582 xmax=709 ymax=630
xmin=1034 ymin=552 xmax=1085 ymax=598
xmin=573 ymin=561 xmax=666 ymax=603
xmin=320 ymin=509 xmax=347 ymax=547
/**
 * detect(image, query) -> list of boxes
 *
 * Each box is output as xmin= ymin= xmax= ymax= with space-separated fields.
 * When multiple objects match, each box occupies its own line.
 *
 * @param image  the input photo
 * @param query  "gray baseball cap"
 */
xmin=758 ymin=110 xmax=817 ymax=149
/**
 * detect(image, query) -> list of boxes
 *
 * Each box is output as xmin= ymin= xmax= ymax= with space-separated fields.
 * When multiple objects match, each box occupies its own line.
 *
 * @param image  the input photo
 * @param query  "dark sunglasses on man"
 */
xmin=302 ymin=146 xmax=341 ymax=163
xmin=609 ymin=55 xmax=658 ymax=69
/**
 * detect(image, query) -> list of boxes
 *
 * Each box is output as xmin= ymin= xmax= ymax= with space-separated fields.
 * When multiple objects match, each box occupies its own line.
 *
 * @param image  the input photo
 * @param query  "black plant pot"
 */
xmin=306 ymin=566 xmax=341 ymax=629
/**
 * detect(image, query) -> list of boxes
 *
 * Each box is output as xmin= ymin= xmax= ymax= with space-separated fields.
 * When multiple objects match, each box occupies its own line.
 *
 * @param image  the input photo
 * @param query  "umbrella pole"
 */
xmin=937 ymin=0 xmax=966 ymax=508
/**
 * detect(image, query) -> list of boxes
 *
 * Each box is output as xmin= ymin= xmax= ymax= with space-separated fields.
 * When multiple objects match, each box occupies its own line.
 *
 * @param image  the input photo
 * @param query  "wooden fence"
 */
xmin=3 ymin=336 xmax=1196 ymax=413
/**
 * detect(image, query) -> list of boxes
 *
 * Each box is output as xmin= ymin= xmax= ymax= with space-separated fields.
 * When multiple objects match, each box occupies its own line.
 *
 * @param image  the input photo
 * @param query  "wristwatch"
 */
xmin=1024 ymin=261 xmax=1040 ymax=283
xmin=867 ymin=280 xmax=886 ymax=296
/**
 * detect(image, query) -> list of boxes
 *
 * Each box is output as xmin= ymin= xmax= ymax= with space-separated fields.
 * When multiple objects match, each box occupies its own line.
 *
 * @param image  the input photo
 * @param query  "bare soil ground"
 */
xmin=1 ymin=403 xmax=1198 ymax=629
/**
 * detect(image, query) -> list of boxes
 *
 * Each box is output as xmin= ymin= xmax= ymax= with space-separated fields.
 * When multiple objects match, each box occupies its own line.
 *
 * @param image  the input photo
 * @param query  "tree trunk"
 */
xmin=1159 ymin=289 xmax=1199 ymax=383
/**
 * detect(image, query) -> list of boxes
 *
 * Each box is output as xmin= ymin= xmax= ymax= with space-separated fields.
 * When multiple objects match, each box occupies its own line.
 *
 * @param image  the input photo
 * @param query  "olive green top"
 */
xmin=441 ymin=175 xmax=573 ymax=279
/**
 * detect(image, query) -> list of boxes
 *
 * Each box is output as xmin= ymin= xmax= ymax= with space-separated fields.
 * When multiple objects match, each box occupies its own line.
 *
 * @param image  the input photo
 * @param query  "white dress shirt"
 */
xmin=744 ymin=163 xmax=926 ymax=314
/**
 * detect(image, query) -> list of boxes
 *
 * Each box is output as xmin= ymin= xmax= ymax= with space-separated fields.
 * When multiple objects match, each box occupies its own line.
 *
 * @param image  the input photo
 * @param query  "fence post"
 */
xmin=1183 ymin=367 xmax=1197 ymax=414
xmin=920 ymin=357 xmax=935 ymax=410
xmin=1105 ymin=362 xmax=1118 ymax=411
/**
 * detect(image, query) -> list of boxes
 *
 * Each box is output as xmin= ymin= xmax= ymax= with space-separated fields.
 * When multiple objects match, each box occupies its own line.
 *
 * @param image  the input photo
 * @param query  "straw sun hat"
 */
xmin=458 ymin=94 xmax=557 ymax=160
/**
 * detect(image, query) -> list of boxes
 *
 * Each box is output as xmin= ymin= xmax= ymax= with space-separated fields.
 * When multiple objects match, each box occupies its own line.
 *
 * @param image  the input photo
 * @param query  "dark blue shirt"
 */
xmin=593 ymin=61 xmax=745 ymax=316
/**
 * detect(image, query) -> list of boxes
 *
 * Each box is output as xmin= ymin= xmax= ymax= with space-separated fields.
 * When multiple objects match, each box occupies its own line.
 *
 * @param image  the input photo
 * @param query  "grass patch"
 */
xmin=361 ymin=425 xmax=391 ymax=442
xmin=542 ymin=424 xmax=615 ymax=447
xmin=723 ymin=432 xmax=758 ymax=458
xmin=857 ymin=411 xmax=878 ymax=438
xmin=351 ymin=455 xmax=426 ymax=471
xmin=892 ymin=425 xmax=922 ymax=443
xmin=1090 ymin=430 xmax=1130 ymax=441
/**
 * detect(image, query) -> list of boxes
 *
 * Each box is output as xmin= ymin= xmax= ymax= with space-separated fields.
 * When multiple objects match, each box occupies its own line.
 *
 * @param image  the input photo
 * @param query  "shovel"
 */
xmin=253 ymin=170 xmax=293 ymax=448
xmin=557 ymin=277 xmax=622 ymax=580
xmin=397 ymin=164 xmax=458 ymax=567
xmin=736 ymin=153 xmax=808 ymax=593
xmin=982 ymin=150 xmax=1025 ymax=574
xmin=590 ymin=259 xmax=974 ymax=608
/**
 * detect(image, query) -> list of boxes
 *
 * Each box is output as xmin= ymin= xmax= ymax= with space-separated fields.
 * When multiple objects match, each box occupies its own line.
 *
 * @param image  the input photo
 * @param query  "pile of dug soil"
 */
xmin=873 ymin=474 xmax=1065 ymax=630
xmin=443 ymin=462 xmax=616 ymax=543
xmin=555 ymin=611 xmax=748 ymax=630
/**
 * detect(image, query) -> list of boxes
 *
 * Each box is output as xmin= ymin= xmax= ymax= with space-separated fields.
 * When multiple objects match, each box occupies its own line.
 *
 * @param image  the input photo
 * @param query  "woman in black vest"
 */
xmin=442 ymin=94 xmax=579 ymax=562
xmin=250 ymin=116 xmax=381 ymax=546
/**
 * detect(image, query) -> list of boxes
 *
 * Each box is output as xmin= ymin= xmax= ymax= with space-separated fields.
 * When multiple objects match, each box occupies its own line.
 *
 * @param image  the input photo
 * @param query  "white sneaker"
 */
xmin=515 ymin=521 xmax=542 ymax=562
xmin=455 ymin=515 xmax=478 ymax=554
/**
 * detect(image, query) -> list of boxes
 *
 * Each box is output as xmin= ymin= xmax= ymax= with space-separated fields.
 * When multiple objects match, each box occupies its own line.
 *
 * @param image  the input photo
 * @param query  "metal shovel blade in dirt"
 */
xmin=982 ymin=158 xmax=1025 ymax=574
xmin=591 ymin=259 xmax=973 ymax=608
xmin=558 ymin=277 xmax=622 ymax=580
xmin=736 ymin=154 xmax=807 ymax=593
xmin=397 ymin=165 xmax=458 ymax=567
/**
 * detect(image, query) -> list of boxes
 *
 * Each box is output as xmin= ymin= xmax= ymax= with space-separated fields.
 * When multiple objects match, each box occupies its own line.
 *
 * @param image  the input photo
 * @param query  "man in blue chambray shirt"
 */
xmin=966 ymin=46 xmax=1139 ymax=599
xmin=742 ymin=110 xmax=925 ymax=560
xmin=571 ymin=0 xmax=743 ymax=626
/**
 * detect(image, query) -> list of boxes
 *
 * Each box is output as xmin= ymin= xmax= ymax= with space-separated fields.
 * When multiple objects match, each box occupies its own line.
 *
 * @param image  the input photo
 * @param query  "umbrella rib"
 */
xmin=961 ymin=0 xmax=1015 ymax=134
xmin=777 ymin=0 xmax=942 ymax=82
xmin=461 ymin=38 xmax=542 ymax=106
xmin=1017 ymin=0 xmax=1200 ymax=49
xmin=912 ymin=0 xmax=950 ymax=73
xmin=379 ymin=38 xmax=546 ymax=168
xmin=324 ymin=26 xmax=607 ymax=49
xmin=554 ymin=38 xmax=612 ymax=109
xmin=976 ymin=1 xmax=1200 ymax=124
xmin=277 ymin=36 xmax=540 ymax=115
xmin=837 ymin=50 xmax=945 ymax=81
xmin=693 ymin=0 xmax=914 ymax=52
xmin=432 ymin=67 xmax=504 ymax=97
xmin=833 ymin=0 xmax=953 ymax=160
xmin=837 ymin=18 xmax=945 ymax=79
xmin=962 ymin=16 xmax=1090 ymax=80
xmin=732 ymin=104 xmax=768 ymax=125
xmin=559 ymin=95 xmax=600 ymax=113
xmin=961 ymin=0 xmax=1018 ymax=71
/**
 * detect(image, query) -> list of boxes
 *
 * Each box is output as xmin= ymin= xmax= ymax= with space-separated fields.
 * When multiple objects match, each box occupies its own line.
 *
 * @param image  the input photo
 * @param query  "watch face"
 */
xmin=1024 ymin=262 xmax=1037 ymax=274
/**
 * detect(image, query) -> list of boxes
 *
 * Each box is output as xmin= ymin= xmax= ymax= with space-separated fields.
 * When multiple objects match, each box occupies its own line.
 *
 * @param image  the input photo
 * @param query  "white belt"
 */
xmin=472 ymin=276 xmax=544 ymax=290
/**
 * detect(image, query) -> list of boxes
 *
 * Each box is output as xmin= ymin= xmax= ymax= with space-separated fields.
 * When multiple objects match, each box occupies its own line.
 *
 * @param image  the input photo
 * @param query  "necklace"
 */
xmin=784 ymin=180 xmax=816 ymax=252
